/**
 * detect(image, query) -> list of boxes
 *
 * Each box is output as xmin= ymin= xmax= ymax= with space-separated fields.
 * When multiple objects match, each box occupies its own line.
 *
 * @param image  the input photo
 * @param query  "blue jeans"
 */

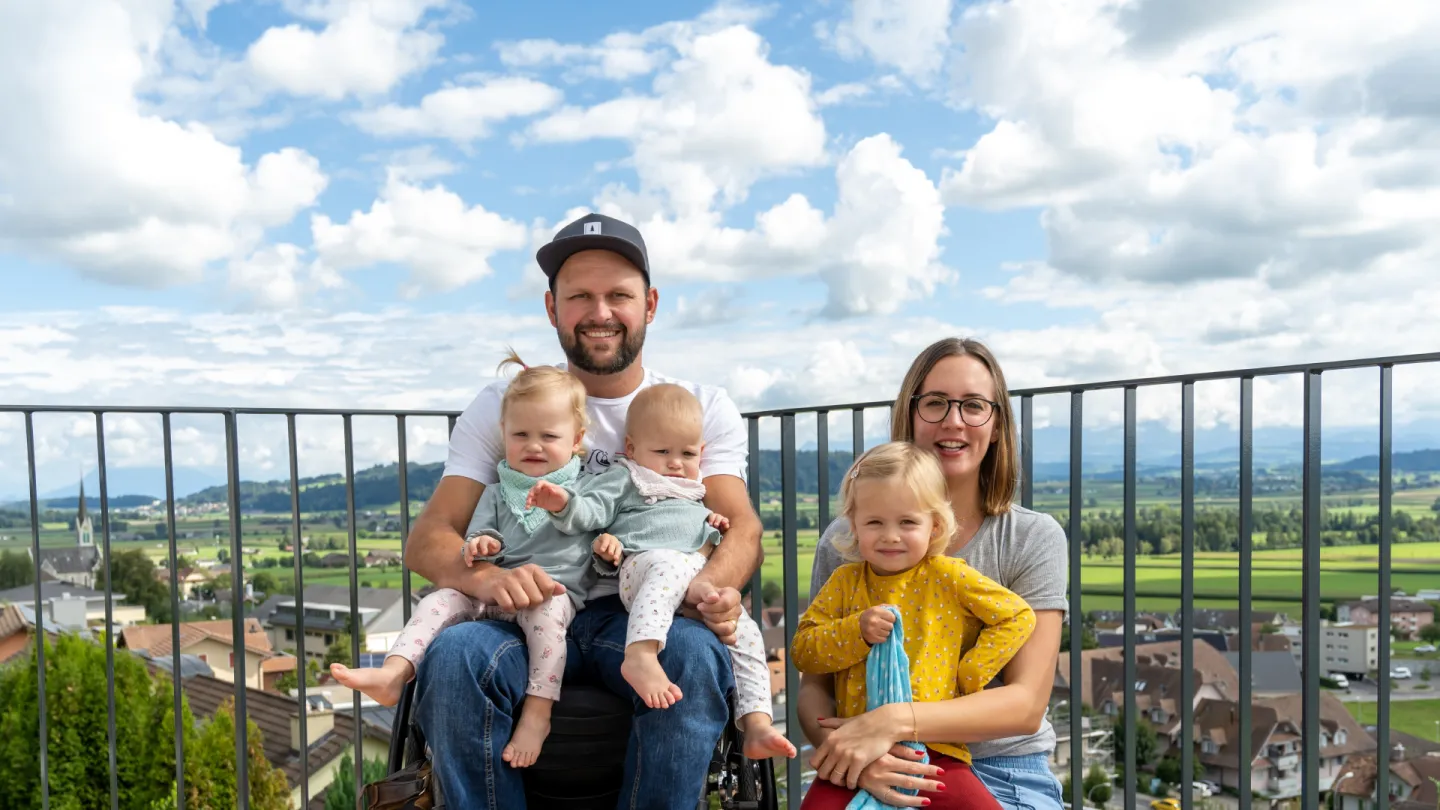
xmin=970 ymin=753 xmax=1064 ymax=810
xmin=412 ymin=594 xmax=735 ymax=809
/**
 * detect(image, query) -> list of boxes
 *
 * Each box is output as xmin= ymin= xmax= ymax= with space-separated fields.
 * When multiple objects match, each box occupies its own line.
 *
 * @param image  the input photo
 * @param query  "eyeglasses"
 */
xmin=911 ymin=394 xmax=999 ymax=427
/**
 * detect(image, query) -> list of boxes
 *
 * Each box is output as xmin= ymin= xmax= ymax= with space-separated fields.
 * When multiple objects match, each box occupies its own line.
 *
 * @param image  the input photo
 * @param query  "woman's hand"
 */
xmin=810 ymin=709 xmax=904 ymax=789
xmin=855 ymin=746 xmax=946 ymax=808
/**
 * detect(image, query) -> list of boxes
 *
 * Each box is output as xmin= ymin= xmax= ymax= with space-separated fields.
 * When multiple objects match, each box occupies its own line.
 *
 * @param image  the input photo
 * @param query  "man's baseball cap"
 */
xmin=536 ymin=212 xmax=651 ymax=285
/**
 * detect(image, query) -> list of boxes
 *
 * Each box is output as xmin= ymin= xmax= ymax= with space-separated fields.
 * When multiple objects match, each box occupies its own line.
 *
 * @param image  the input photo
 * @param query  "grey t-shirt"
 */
xmin=809 ymin=506 xmax=1069 ymax=760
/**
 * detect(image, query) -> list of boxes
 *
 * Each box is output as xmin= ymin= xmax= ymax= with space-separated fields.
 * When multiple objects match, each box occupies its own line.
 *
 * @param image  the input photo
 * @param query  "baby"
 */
xmin=791 ymin=442 xmax=1036 ymax=809
xmin=331 ymin=355 xmax=599 ymax=768
xmin=525 ymin=383 xmax=796 ymax=760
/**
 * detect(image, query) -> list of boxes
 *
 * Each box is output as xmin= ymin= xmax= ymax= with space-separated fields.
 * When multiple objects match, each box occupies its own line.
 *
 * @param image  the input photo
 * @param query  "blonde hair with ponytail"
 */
xmin=496 ymin=348 xmax=590 ymax=439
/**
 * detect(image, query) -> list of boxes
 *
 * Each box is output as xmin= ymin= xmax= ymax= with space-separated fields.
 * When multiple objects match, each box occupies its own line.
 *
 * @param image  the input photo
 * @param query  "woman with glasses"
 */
xmin=796 ymin=337 xmax=1068 ymax=810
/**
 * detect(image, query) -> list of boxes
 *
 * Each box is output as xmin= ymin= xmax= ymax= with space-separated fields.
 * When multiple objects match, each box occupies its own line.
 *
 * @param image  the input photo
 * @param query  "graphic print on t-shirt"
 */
xmin=584 ymin=448 xmax=612 ymax=474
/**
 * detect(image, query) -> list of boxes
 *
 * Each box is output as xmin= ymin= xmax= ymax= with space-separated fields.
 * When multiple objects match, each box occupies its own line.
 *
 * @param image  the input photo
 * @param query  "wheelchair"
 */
xmin=386 ymin=679 xmax=780 ymax=810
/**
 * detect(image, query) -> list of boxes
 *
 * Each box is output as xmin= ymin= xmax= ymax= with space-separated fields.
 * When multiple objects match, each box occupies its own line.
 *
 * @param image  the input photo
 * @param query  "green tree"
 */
xmin=99 ymin=549 xmax=174 ymax=624
xmin=322 ymin=748 xmax=389 ymax=810
xmin=1063 ymin=765 xmax=1113 ymax=806
xmin=0 ymin=633 xmax=178 ymax=810
xmin=250 ymin=571 xmax=279 ymax=597
xmin=0 ymin=549 xmax=34 ymax=590
xmin=1156 ymin=755 xmax=1204 ymax=786
xmin=1110 ymin=710 xmax=1160 ymax=769
xmin=183 ymin=698 xmax=289 ymax=810
xmin=1419 ymin=623 xmax=1440 ymax=644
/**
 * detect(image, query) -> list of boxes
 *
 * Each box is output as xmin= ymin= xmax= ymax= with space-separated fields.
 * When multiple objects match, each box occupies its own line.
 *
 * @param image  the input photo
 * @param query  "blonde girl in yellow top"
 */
xmin=790 ymin=442 xmax=1036 ymax=810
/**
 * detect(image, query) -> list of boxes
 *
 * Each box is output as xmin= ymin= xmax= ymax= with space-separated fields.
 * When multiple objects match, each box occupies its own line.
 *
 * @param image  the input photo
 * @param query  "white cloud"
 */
xmin=245 ymin=0 xmax=449 ymax=100
xmin=816 ymin=81 xmax=873 ymax=107
xmin=0 ymin=0 xmax=327 ymax=286
xmin=528 ymin=24 xmax=828 ymax=215
xmin=311 ymin=171 xmax=529 ymax=296
xmin=940 ymin=0 xmax=1440 ymax=286
xmin=819 ymin=0 xmax=955 ymax=83
xmin=352 ymin=76 xmax=563 ymax=143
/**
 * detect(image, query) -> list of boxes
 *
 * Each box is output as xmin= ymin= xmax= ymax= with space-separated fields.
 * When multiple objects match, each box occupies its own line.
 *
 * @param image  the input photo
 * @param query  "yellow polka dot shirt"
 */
xmin=790 ymin=555 xmax=1037 ymax=764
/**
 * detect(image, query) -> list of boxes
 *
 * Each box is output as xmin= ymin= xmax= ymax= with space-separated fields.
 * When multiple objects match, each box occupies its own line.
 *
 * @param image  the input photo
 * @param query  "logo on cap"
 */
xmin=584 ymin=221 xmax=602 ymax=235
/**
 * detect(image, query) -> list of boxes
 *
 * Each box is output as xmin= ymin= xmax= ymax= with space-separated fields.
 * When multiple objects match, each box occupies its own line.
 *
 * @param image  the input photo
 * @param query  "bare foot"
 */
xmin=502 ymin=700 xmax=553 ymax=768
xmin=740 ymin=715 xmax=797 ymax=760
xmin=621 ymin=643 xmax=683 ymax=709
xmin=329 ymin=658 xmax=412 ymax=707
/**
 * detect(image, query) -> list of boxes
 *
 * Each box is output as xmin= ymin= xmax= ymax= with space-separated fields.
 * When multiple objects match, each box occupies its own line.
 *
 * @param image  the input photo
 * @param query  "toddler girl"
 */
xmin=331 ymin=354 xmax=599 ymax=768
xmin=791 ymin=442 xmax=1037 ymax=809
xmin=525 ymin=383 xmax=796 ymax=761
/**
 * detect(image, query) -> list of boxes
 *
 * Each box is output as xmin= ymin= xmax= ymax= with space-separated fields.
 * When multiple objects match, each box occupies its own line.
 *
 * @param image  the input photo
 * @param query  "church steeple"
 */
xmin=77 ymin=477 xmax=88 ymax=524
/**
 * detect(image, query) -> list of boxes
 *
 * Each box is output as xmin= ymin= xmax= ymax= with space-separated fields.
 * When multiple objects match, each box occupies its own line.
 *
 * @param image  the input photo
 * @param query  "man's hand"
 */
xmin=860 ymin=605 xmax=897 ymax=645
xmin=525 ymin=480 xmax=570 ymax=513
xmin=706 ymin=512 xmax=730 ymax=531
xmin=593 ymin=533 xmax=623 ymax=566
xmin=478 ymin=563 xmax=566 ymax=613
xmin=683 ymin=578 xmax=743 ymax=645
xmin=463 ymin=534 xmax=501 ymax=567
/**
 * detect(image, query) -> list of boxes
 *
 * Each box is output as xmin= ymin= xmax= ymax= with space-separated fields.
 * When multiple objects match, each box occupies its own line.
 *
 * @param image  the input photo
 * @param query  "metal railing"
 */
xmin=3 ymin=350 xmax=1439 ymax=810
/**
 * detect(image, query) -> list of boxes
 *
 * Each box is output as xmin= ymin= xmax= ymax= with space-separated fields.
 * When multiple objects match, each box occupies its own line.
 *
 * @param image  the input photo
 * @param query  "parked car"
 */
xmin=1151 ymin=799 xmax=1181 ymax=810
xmin=1330 ymin=673 xmax=1350 ymax=689
xmin=1390 ymin=666 xmax=1412 ymax=679
xmin=1192 ymin=782 xmax=1214 ymax=798
xmin=1199 ymin=780 xmax=1223 ymax=796
xmin=1414 ymin=644 xmax=1437 ymax=653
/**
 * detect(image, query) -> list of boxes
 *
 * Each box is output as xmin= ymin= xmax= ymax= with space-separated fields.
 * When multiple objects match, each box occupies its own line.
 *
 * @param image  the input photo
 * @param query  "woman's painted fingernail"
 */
xmin=936 ymin=783 xmax=947 ymax=791
xmin=921 ymin=801 xmax=931 ymax=807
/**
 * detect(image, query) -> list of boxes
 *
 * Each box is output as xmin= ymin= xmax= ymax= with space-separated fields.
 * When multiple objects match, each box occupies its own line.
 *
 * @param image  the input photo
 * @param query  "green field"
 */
xmin=4 ymin=498 xmax=1439 ymax=616
xmin=1346 ymin=699 xmax=1440 ymax=740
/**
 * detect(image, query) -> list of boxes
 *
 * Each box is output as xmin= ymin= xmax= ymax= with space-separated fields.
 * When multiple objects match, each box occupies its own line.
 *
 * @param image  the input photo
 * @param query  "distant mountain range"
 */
xmin=7 ymin=445 xmax=1439 ymax=515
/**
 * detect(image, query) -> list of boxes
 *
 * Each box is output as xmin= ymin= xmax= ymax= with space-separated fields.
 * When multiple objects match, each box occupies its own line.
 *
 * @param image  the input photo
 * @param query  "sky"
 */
xmin=2 ymin=0 xmax=1439 ymax=497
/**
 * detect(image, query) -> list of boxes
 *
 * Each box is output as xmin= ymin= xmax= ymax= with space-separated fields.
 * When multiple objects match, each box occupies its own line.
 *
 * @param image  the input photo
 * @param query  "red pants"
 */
xmin=800 ymin=752 xmax=1000 ymax=810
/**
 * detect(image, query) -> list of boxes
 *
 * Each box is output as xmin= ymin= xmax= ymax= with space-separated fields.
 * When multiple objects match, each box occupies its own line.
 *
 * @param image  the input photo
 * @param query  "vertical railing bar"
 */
xmin=851 ymin=408 xmax=864 ymax=460
xmin=747 ymin=418 xmax=762 ymax=614
xmin=343 ymin=414 xmax=364 ymax=803
xmin=162 ymin=414 xmax=187 ymax=810
xmin=1301 ymin=372 xmax=1321 ymax=810
xmin=397 ymin=415 xmax=412 ymax=622
xmin=24 ymin=412 xmax=50 ymax=810
xmin=287 ymin=414 xmax=310 ymax=809
xmin=447 ymin=414 xmax=457 ymax=438
xmin=1377 ymin=366 xmax=1392 ymax=810
xmin=1238 ymin=378 xmax=1253 ymax=810
xmin=223 ymin=411 xmax=250 ymax=810
xmin=1067 ymin=392 xmax=1083 ymax=810
xmin=96 ymin=411 xmax=119 ymax=810
xmin=1180 ymin=383 xmax=1195 ymax=810
xmin=1123 ymin=387 xmax=1137 ymax=810
xmin=781 ymin=414 xmax=800 ymax=809
xmin=1021 ymin=395 xmax=1034 ymax=510
xmin=817 ymin=410 xmax=830 ymax=534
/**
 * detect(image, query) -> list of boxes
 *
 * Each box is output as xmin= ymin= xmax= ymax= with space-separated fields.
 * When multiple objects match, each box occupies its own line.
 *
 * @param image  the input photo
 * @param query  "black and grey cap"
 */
xmin=535 ymin=212 xmax=650 ymax=284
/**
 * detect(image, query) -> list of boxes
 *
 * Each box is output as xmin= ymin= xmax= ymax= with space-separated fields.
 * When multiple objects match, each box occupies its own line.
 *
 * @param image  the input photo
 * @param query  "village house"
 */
xmin=120 ymin=619 xmax=298 ymax=691
xmin=177 ymin=668 xmax=392 ymax=810
xmin=257 ymin=585 xmax=416 ymax=662
xmin=363 ymin=550 xmax=403 ymax=568
xmin=1195 ymin=693 xmax=1374 ymax=804
xmin=0 ymin=581 xmax=147 ymax=627
xmin=1187 ymin=608 xmax=1293 ymax=633
xmin=1338 ymin=597 xmax=1435 ymax=640
xmin=1333 ymin=732 xmax=1440 ymax=810
xmin=152 ymin=565 xmax=213 ymax=600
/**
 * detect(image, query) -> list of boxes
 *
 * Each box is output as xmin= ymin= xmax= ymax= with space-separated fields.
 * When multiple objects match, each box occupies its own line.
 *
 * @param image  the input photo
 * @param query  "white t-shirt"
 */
xmin=443 ymin=363 xmax=749 ymax=488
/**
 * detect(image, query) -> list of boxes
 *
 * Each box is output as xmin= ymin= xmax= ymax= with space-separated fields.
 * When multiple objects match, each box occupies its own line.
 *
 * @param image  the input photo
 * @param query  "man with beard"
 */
xmin=402 ymin=212 xmax=763 ymax=809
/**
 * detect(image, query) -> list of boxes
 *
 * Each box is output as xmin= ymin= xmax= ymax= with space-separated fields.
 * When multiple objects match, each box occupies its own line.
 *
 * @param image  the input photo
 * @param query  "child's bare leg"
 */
xmin=499 ymin=596 xmax=575 ymax=767
xmin=329 ymin=656 xmax=413 ymax=707
xmin=621 ymin=639 xmax=684 ymax=709
xmin=502 ymin=696 xmax=553 ymax=768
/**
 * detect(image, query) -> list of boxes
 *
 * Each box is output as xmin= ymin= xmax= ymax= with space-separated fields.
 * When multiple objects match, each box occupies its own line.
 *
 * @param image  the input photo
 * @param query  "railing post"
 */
xmin=1301 ymin=372 xmax=1321 ymax=810
xmin=1067 ymin=392 xmax=1083 ymax=810
xmin=747 ymin=418 xmax=762 ymax=616
xmin=343 ymin=414 xmax=364 ymax=803
xmin=162 ymin=413 xmax=187 ymax=810
xmin=1123 ymin=387 xmax=1137 ymax=810
xmin=781 ymin=414 xmax=800 ymax=809
xmin=1180 ymin=383 xmax=1195 ymax=810
xmin=96 ymin=411 xmax=120 ymax=810
xmin=223 ymin=410 xmax=250 ymax=810
xmin=1021 ymin=395 xmax=1033 ymax=510
xmin=286 ymin=413 xmax=310 ymax=808
xmin=1238 ymin=378 xmax=1253 ymax=810
xmin=24 ymin=412 xmax=50 ymax=810
xmin=1377 ymin=365 xmax=1392 ymax=810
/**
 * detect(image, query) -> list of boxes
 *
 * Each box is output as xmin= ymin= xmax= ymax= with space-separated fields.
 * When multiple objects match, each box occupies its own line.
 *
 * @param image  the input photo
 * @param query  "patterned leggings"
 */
xmin=618 ymin=549 xmax=773 ymax=721
xmin=387 ymin=587 xmax=577 ymax=701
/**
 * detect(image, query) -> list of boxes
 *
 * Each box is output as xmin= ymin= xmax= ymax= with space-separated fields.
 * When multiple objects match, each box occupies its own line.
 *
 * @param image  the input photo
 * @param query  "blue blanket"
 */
xmin=847 ymin=606 xmax=928 ymax=810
